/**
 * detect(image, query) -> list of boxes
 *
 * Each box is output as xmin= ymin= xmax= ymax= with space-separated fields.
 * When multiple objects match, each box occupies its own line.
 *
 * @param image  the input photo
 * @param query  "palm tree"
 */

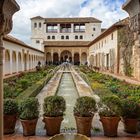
xmin=0 ymin=0 xmax=20 ymax=139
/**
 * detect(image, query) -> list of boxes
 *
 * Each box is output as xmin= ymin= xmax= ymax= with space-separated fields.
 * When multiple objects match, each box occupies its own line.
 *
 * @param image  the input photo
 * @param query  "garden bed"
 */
xmin=4 ymin=65 xmax=57 ymax=100
xmin=79 ymin=66 xmax=140 ymax=101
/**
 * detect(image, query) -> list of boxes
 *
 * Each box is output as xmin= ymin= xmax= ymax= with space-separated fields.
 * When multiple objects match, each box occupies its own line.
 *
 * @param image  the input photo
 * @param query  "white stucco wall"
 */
xmin=89 ymin=30 xmax=118 ymax=73
xmin=31 ymin=18 xmax=101 ymax=51
xmin=3 ymin=40 xmax=45 ymax=76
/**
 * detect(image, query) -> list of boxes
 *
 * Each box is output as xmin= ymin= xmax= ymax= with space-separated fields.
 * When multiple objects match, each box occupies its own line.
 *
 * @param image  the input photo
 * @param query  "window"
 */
xmin=61 ymin=36 xmax=64 ymax=39
xmin=34 ymin=23 xmax=37 ymax=28
xmin=66 ymin=36 xmax=69 ymax=40
xmin=80 ymin=35 xmax=83 ymax=39
xmin=60 ymin=24 xmax=71 ymax=33
xmin=111 ymin=33 xmax=113 ymax=40
xmin=46 ymin=24 xmax=58 ymax=33
xmin=36 ymin=40 xmax=40 ymax=44
xmin=47 ymin=36 xmax=51 ymax=39
xmin=93 ymin=27 xmax=96 ymax=31
xmin=39 ymin=22 xmax=41 ymax=28
xmin=52 ymin=36 xmax=55 ymax=40
xmin=74 ymin=24 xmax=85 ymax=32
xmin=75 ymin=35 xmax=78 ymax=39
xmin=92 ymin=34 xmax=94 ymax=37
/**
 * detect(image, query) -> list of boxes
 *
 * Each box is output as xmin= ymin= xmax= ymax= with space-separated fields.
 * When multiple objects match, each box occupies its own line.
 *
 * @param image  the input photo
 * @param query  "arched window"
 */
xmin=34 ymin=23 xmax=37 ymax=28
xmin=61 ymin=36 xmax=64 ymax=39
xmin=47 ymin=36 xmax=51 ymax=39
xmin=39 ymin=22 xmax=41 ymax=28
xmin=80 ymin=35 xmax=83 ymax=39
xmin=52 ymin=36 xmax=55 ymax=40
xmin=75 ymin=35 xmax=78 ymax=39
xmin=66 ymin=36 xmax=69 ymax=40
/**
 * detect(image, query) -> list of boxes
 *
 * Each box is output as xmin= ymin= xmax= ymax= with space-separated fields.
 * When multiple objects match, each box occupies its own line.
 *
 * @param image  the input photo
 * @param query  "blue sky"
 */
xmin=11 ymin=0 xmax=128 ymax=44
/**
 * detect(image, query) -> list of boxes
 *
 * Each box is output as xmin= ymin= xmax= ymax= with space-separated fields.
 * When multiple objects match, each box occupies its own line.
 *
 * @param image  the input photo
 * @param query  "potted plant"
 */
xmin=73 ymin=96 xmax=97 ymax=137
xmin=121 ymin=98 xmax=140 ymax=133
xmin=99 ymin=95 xmax=122 ymax=137
xmin=4 ymin=99 xmax=18 ymax=134
xmin=43 ymin=96 xmax=66 ymax=136
xmin=19 ymin=98 xmax=39 ymax=136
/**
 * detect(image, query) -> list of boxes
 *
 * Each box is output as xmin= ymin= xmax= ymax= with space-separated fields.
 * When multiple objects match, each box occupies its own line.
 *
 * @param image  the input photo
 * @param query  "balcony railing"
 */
xmin=60 ymin=28 xmax=71 ymax=33
xmin=47 ymin=30 xmax=58 ymax=33
xmin=74 ymin=29 xmax=85 ymax=33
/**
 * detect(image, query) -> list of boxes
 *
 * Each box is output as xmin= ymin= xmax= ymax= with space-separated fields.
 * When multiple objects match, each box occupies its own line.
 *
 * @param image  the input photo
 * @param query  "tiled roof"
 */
xmin=44 ymin=41 xmax=90 ymax=47
xmin=44 ymin=17 xmax=102 ymax=23
xmin=31 ymin=16 xmax=102 ymax=23
xmin=3 ymin=35 xmax=44 ymax=53
xmin=30 ymin=16 xmax=43 ymax=20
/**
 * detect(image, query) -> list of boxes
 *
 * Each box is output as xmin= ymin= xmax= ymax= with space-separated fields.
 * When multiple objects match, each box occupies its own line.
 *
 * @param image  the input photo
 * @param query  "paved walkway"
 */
xmin=102 ymin=71 xmax=140 ymax=85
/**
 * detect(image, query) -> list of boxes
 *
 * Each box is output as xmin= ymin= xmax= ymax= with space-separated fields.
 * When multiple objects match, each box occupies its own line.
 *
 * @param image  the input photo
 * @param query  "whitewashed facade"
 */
xmin=3 ymin=35 xmax=45 ymax=76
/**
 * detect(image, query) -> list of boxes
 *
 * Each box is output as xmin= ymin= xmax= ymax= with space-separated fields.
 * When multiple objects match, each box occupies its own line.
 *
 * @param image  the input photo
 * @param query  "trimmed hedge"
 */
xmin=16 ymin=67 xmax=58 ymax=102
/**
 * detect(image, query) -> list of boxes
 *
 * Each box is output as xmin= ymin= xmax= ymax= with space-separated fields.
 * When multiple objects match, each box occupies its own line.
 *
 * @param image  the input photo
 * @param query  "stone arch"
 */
xmin=81 ymin=52 xmax=87 ymax=65
xmin=60 ymin=50 xmax=72 ymax=63
xmin=12 ymin=51 xmax=17 ymax=73
xmin=74 ymin=53 xmax=80 ymax=65
xmin=46 ymin=52 xmax=52 ymax=64
xmin=53 ymin=52 xmax=59 ymax=65
xmin=4 ymin=50 xmax=10 ymax=75
xmin=18 ymin=52 xmax=22 ymax=72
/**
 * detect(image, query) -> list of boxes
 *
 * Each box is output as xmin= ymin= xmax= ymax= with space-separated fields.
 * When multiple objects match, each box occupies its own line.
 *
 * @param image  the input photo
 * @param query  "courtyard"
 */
xmin=3 ymin=64 xmax=140 ymax=140
xmin=1 ymin=0 xmax=140 ymax=140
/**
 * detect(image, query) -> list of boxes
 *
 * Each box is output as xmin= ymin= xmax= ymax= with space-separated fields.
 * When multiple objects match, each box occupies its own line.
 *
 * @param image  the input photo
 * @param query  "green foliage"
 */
xmin=99 ymin=95 xmax=122 ymax=117
xmin=43 ymin=96 xmax=66 ymax=117
xmin=19 ymin=98 xmax=39 ymax=120
xmin=4 ymin=99 xmax=18 ymax=115
xmin=20 ymin=79 xmax=29 ymax=89
xmin=121 ymin=98 xmax=140 ymax=119
xmin=4 ymin=66 xmax=56 ymax=99
xmin=74 ymin=96 xmax=97 ymax=117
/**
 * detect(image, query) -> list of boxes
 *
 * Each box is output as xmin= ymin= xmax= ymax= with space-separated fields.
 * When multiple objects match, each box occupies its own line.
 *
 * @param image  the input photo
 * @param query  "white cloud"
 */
xmin=11 ymin=0 xmax=128 ymax=44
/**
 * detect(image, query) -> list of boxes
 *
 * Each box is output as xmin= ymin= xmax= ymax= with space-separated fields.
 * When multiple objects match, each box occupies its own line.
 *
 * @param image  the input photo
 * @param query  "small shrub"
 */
xmin=20 ymin=79 xmax=29 ymax=89
xmin=19 ymin=98 xmax=39 ymax=120
xmin=99 ymin=95 xmax=122 ymax=117
xmin=43 ymin=96 xmax=66 ymax=117
xmin=121 ymin=98 xmax=140 ymax=119
xmin=74 ymin=96 xmax=97 ymax=117
xmin=4 ymin=99 xmax=18 ymax=115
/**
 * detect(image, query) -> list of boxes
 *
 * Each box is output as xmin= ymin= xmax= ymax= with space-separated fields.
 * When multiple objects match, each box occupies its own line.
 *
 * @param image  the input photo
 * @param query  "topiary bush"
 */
xmin=43 ymin=96 xmax=66 ymax=117
xmin=74 ymin=96 xmax=97 ymax=117
xmin=121 ymin=98 xmax=140 ymax=119
xmin=4 ymin=99 xmax=18 ymax=115
xmin=99 ymin=95 xmax=122 ymax=117
xmin=20 ymin=79 xmax=29 ymax=90
xmin=19 ymin=98 xmax=39 ymax=120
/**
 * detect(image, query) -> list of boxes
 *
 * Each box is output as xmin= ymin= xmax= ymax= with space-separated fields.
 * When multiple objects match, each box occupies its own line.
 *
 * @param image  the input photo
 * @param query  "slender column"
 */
xmin=0 ymin=37 xmax=4 ymax=139
xmin=71 ymin=23 xmax=74 ymax=33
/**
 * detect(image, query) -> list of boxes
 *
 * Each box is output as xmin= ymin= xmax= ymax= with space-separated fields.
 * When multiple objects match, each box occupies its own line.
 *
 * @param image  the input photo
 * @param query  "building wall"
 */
xmin=89 ymin=30 xmax=118 ymax=73
xmin=31 ymin=18 xmax=101 ymax=52
xmin=3 ymin=40 xmax=45 ymax=76
xmin=45 ymin=46 xmax=88 ymax=65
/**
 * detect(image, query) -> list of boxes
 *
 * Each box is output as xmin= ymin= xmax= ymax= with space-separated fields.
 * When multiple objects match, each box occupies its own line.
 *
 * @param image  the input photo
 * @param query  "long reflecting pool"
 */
xmin=56 ymin=72 xmax=79 ymax=129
